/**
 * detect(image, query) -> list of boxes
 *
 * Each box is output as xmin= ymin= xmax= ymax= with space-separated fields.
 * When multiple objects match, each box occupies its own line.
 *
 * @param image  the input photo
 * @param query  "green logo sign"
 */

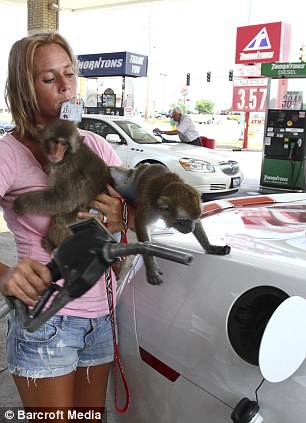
xmin=261 ymin=62 xmax=306 ymax=78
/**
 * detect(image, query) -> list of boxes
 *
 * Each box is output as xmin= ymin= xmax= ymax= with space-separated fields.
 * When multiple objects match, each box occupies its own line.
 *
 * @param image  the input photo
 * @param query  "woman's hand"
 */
xmin=0 ymin=259 xmax=52 ymax=306
xmin=77 ymin=185 xmax=124 ymax=234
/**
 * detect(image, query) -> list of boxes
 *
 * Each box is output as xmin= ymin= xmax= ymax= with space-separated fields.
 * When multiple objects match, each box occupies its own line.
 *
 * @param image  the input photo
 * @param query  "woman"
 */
xmin=0 ymin=32 xmax=133 ymax=417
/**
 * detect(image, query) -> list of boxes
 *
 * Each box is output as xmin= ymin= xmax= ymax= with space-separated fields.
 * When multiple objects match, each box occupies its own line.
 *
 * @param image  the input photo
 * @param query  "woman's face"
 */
xmin=33 ymin=43 xmax=78 ymax=125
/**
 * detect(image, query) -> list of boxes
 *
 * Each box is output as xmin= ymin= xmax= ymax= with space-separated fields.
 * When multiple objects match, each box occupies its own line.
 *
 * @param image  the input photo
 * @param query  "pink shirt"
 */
xmin=0 ymin=129 xmax=121 ymax=317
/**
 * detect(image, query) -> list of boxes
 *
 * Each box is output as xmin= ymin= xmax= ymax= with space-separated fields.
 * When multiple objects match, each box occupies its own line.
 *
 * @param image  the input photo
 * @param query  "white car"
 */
xmin=79 ymin=115 xmax=243 ymax=199
xmin=109 ymin=192 xmax=306 ymax=423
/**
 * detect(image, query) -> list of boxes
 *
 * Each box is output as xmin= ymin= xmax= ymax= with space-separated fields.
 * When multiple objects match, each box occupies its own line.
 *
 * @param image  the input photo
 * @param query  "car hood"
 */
xmin=151 ymin=193 xmax=306 ymax=268
xmin=146 ymin=142 xmax=237 ymax=165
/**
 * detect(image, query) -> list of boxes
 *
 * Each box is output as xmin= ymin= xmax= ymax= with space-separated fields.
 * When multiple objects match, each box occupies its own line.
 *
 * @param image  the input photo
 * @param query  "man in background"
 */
xmin=154 ymin=105 xmax=202 ymax=146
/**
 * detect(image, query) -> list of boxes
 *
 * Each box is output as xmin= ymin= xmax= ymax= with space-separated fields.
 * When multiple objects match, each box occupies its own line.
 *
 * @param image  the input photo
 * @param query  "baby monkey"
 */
xmin=13 ymin=119 xmax=111 ymax=252
xmin=13 ymin=119 xmax=230 ymax=285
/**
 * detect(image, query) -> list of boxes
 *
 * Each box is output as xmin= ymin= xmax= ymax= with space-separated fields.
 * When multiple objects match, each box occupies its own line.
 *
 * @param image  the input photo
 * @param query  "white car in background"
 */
xmin=109 ymin=192 xmax=306 ymax=423
xmin=79 ymin=115 xmax=243 ymax=200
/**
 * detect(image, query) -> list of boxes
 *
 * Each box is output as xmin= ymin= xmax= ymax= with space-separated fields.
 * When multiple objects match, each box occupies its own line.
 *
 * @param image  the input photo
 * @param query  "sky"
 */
xmin=1 ymin=0 xmax=306 ymax=114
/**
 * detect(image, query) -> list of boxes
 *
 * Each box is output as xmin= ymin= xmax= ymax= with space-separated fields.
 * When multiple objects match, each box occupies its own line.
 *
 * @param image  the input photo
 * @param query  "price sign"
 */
xmin=281 ymin=91 xmax=303 ymax=110
xmin=232 ymin=78 xmax=268 ymax=112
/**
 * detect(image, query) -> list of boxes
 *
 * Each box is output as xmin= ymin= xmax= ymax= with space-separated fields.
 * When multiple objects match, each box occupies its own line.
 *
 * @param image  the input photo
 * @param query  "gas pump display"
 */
xmin=260 ymin=109 xmax=306 ymax=191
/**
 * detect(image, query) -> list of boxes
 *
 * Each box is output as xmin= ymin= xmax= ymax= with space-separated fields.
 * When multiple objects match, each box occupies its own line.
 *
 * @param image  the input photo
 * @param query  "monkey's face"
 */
xmin=158 ymin=183 xmax=201 ymax=234
xmin=40 ymin=119 xmax=82 ymax=164
xmin=46 ymin=138 xmax=70 ymax=163
xmin=173 ymin=218 xmax=196 ymax=234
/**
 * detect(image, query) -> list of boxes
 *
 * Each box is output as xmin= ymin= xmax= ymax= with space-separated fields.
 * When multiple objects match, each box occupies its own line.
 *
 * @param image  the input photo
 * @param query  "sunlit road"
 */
xmin=217 ymin=149 xmax=264 ymax=198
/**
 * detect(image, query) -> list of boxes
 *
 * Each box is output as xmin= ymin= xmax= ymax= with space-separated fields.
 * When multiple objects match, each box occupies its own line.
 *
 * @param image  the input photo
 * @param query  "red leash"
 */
xmin=105 ymin=196 xmax=130 ymax=413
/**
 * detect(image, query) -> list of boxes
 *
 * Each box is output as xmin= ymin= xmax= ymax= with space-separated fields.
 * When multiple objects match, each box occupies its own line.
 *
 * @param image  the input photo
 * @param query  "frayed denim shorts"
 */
xmin=6 ymin=311 xmax=116 ymax=379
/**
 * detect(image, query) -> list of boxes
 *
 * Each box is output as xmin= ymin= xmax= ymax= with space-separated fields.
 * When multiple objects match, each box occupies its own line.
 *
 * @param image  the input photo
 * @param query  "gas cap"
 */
xmin=259 ymin=295 xmax=306 ymax=382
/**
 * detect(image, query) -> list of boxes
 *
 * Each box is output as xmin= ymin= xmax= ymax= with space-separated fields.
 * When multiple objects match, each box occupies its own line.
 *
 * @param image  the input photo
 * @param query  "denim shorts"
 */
xmin=6 ymin=312 xmax=116 ymax=379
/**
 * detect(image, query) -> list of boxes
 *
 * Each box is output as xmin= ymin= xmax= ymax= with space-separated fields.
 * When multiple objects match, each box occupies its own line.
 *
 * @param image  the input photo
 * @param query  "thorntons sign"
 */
xmin=77 ymin=52 xmax=148 ymax=78
xmin=235 ymin=22 xmax=291 ymax=65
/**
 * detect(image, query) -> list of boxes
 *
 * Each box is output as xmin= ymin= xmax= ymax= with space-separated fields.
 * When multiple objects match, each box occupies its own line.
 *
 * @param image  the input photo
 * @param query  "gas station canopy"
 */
xmin=1 ymin=0 xmax=180 ymax=12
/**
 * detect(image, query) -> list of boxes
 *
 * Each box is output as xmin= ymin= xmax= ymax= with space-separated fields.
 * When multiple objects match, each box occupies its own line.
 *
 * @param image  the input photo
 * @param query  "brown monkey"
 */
xmin=13 ymin=119 xmax=230 ymax=285
xmin=13 ymin=119 xmax=112 ymax=252
xmin=110 ymin=164 xmax=231 ymax=285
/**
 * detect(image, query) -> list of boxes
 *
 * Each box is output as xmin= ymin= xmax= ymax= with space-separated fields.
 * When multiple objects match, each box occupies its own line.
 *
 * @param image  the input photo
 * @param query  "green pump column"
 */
xmin=261 ymin=158 xmax=305 ymax=191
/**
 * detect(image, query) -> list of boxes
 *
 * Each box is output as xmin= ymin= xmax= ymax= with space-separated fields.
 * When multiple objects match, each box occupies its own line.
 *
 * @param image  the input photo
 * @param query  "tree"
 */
xmin=195 ymin=99 xmax=214 ymax=114
xmin=170 ymin=99 xmax=189 ymax=114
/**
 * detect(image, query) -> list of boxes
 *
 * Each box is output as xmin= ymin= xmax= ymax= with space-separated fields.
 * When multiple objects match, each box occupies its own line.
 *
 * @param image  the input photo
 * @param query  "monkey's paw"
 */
xmin=221 ymin=245 xmax=231 ymax=255
xmin=146 ymin=268 xmax=164 ymax=285
xmin=215 ymin=245 xmax=231 ymax=255
xmin=207 ymin=244 xmax=231 ymax=256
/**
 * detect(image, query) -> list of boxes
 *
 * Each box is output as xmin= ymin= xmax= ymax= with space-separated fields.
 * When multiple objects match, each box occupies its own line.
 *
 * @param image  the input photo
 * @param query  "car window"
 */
xmin=79 ymin=118 xmax=120 ymax=139
xmin=79 ymin=117 xmax=160 ymax=144
xmin=114 ymin=121 xmax=160 ymax=144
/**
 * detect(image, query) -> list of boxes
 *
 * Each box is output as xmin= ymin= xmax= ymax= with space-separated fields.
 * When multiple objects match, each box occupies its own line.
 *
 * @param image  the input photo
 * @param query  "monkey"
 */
xmin=13 ymin=119 xmax=230 ymax=285
xmin=109 ymin=164 xmax=231 ymax=285
xmin=13 ymin=118 xmax=112 ymax=252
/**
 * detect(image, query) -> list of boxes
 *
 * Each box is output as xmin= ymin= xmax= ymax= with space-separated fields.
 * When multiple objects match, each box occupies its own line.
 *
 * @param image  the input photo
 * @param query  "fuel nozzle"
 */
xmin=289 ymin=140 xmax=297 ymax=159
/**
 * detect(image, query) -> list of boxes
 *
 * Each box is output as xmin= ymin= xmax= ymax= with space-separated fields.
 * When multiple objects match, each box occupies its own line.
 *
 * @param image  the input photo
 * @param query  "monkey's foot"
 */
xmin=12 ymin=198 xmax=25 ymax=215
xmin=207 ymin=244 xmax=231 ymax=255
xmin=146 ymin=268 xmax=164 ymax=285
xmin=147 ymin=275 xmax=164 ymax=285
xmin=41 ymin=237 xmax=56 ymax=253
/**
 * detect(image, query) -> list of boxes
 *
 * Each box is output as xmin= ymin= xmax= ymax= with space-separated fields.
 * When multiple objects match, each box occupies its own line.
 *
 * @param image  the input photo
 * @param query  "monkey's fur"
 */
xmin=110 ymin=164 xmax=230 ymax=285
xmin=13 ymin=119 xmax=230 ymax=285
xmin=13 ymin=119 xmax=112 ymax=252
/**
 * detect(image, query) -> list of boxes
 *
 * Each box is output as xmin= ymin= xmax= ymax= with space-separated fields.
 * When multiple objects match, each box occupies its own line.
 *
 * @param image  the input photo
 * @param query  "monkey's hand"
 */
xmin=193 ymin=220 xmax=231 ymax=256
xmin=205 ymin=244 xmax=231 ymax=255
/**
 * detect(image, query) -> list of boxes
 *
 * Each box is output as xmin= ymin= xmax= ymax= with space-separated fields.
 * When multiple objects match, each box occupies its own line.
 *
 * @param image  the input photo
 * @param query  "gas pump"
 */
xmin=260 ymin=109 xmax=306 ymax=191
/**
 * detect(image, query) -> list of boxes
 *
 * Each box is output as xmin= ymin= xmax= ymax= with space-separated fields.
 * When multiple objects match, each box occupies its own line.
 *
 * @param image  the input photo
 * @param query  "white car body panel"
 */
xmin=80 ymin=115 xmax=243 ymax=196
xmin=110 ymin=193 xmax=306 ymax=423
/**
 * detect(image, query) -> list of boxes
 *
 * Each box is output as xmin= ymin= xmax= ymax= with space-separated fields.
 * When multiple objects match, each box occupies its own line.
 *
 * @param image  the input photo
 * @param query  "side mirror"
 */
xmin=106 ymin=133 xmax=122 ymax=143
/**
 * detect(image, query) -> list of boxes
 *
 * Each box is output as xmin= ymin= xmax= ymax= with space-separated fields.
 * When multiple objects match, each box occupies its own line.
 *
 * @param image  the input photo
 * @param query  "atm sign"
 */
xmin=232 ymin=78 xmax=268 ymax=112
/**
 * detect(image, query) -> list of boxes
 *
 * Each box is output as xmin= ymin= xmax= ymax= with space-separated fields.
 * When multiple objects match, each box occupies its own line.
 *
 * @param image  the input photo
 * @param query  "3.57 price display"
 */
xmin=232 ymin=78 xmax=268 ymax=112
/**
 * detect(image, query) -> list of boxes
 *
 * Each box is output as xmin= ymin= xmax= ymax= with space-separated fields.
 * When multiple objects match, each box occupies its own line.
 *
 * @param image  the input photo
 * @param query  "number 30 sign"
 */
xmin=281 ymin=91 xmax=303 ymax=110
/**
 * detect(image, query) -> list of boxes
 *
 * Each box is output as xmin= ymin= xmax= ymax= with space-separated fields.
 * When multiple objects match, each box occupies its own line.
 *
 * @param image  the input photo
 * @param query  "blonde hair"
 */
xmin=5 ymin=32 xmax=77 ymax=140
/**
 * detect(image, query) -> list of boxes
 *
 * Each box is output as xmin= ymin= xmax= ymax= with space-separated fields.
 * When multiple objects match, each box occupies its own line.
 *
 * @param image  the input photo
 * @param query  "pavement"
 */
xmin=0 ymin=149 xmax=265 ymax=417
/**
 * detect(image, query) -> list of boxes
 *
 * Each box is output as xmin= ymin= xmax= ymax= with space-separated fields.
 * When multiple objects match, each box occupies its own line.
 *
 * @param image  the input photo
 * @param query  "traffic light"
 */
xmin=186 ymin=73 xmax=191 ymax=86
xmin=229 ymin=70 xmax=233 ymax=81
xmin=207 ymin=71 xmax=211 ymax=82
xmin=299 ymin=45 xmax=306 ymax=62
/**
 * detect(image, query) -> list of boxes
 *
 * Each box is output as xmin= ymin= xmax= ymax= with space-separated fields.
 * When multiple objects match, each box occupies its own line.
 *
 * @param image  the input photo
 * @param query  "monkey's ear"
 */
xmin=79 ymin=135 xmax=85 ymax=143
xmin=157 ymin=196 xmax=170 ymax=211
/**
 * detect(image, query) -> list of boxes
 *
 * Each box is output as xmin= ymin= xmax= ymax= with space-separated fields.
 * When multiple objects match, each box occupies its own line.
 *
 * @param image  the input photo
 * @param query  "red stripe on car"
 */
xmin=139 ymin=347 xmax=180 ymax=382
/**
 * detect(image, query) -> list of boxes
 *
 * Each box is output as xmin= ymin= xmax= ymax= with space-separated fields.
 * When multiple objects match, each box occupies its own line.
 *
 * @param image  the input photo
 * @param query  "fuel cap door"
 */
xmin=259 ymin=296 xmax=306 ymax=382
